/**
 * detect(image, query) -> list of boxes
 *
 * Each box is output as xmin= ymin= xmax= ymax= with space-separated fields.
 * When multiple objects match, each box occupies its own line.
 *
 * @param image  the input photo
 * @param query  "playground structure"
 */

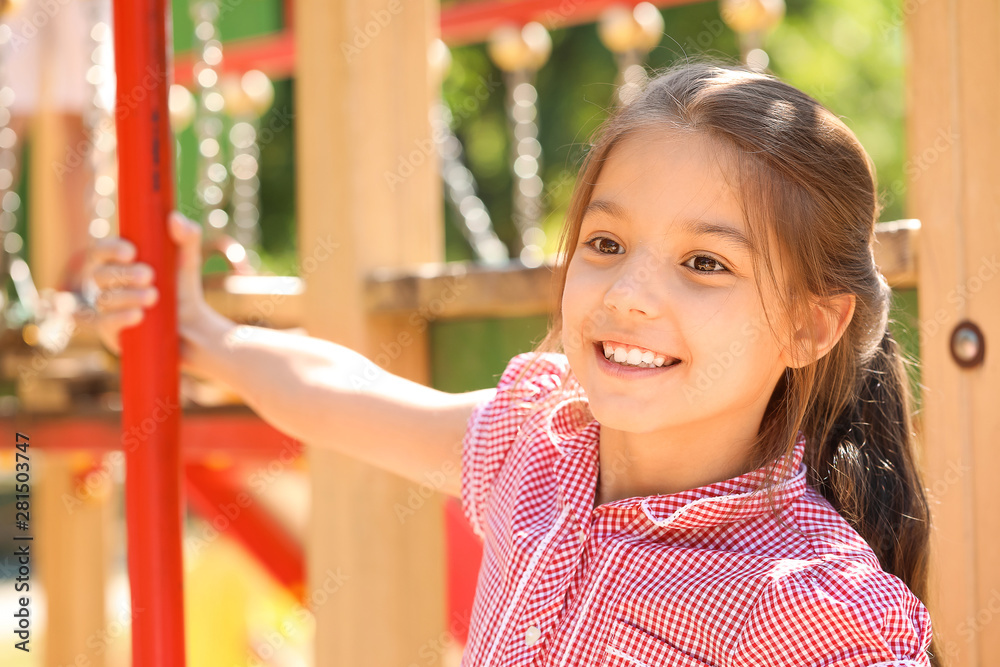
xmin=0 ymin=0 xmax=997 ymax=665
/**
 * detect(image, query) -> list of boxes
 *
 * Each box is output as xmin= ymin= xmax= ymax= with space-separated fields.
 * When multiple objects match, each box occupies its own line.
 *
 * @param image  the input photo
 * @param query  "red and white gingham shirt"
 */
xmin=460 ymin=352 xmax=932 ymax=667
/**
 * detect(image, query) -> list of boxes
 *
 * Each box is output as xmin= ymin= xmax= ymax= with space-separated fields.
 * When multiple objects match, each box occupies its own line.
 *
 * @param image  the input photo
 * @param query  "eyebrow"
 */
xmin=583 ymin=198 xmax=753 ymax=252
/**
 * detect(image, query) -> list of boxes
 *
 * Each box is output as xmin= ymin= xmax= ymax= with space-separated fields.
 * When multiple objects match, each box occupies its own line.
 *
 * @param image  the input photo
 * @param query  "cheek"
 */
xmin=561 ymin=266 xmax=605 ymax=353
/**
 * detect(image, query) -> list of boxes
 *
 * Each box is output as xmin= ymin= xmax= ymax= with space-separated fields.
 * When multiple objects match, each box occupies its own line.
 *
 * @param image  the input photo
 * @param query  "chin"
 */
xmin=587 ymin=401 xmax=665 ymax=434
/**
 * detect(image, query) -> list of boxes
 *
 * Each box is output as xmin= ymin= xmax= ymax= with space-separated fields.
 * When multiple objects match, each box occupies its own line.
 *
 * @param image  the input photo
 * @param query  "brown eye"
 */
xmin=685 ymin=255 xmax=729 ymax=273
xmin=584 ymin=237 xmax=623 ymax=255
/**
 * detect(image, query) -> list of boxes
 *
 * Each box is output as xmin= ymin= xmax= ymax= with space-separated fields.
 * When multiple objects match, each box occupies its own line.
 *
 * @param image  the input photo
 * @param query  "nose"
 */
xmin=603 ymin=254 xmax=665 ymax=317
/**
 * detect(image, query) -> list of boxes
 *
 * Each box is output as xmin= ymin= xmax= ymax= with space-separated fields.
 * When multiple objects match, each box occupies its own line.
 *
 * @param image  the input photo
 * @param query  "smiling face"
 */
xmin=561 ymin=128 xmax=795 ymax=438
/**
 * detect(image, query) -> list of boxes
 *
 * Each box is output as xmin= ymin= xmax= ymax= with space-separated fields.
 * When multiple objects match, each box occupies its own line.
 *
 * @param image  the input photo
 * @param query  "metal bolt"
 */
xmin=950 ymin=320 xmax=985 ymax=369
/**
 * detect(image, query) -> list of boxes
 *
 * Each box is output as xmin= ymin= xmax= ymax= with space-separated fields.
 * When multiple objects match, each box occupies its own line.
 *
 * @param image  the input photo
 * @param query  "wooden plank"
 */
xmin=28 ymin=109 xmax=68 ymax=291
xmin=874 ymin=219 xmax=919 ymax=289
xmin=37 ymin=452 xmax=109 ymax=667
xmin=198 ymin=223 xmax=915 ymax=325
xmin=170 ymin=0 xmax=709 ymax=81
xmin=294 ymin=0 xmax=446 ymax=663
xmin=366 ymin=260 xmax=558 ymax=317
xmin=906 ymin=1 xmax=1000 ymax=665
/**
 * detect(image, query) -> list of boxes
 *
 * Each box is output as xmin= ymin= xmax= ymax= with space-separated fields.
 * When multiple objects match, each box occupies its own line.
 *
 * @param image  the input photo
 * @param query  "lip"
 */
xmin=593 ymin=342 xmax=681 ymax=379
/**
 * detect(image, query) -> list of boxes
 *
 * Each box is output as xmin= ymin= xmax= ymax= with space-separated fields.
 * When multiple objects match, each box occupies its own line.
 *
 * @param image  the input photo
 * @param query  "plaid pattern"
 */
xmin=460 ymin=352 xmax=932 ymax=667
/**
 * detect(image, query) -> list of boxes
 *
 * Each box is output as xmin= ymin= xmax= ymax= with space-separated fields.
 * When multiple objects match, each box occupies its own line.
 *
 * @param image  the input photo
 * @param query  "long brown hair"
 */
xmin=509 ymin=59 xmax=938 ymax=664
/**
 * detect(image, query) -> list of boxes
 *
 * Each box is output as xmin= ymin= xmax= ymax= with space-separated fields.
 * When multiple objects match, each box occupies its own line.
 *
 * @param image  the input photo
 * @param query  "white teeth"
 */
xmin=601 ymin=341 xmax=675 ymax=369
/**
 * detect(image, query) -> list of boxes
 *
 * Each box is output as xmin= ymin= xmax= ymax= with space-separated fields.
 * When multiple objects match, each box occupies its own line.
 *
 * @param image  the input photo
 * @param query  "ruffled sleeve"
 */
xmin=731 ymin=561 xmax=933 ymax=666
xmin=459 ymin=352 xmax=571 ymax=539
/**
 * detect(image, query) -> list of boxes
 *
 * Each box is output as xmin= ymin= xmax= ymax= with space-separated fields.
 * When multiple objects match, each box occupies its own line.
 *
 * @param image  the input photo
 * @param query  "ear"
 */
xmin=783 ymin=293 xmax=856 ymax=369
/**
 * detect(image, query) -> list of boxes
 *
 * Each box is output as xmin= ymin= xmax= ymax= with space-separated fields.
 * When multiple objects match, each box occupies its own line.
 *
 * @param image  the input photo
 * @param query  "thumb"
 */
xmin=169 ymin=211 xmax=203 ymax=273
xmin=169 ymin=212 xmax=205 ymax=305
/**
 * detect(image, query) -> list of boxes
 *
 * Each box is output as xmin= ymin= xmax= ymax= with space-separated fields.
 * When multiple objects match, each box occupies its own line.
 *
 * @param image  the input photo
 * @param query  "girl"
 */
xmin=88 ymin=60 xmax=937 ymax=666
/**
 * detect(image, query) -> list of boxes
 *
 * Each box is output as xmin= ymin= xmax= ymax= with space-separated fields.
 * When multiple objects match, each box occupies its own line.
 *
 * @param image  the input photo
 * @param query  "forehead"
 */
xmin=583 ymin=128 xmax=791 ymax=287
xmin=587 ymin=129 xmax=746 ymax=235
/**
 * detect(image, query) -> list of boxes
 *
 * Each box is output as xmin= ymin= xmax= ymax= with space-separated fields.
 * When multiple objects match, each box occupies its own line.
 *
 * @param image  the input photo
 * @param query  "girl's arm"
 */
xmin=187 ymin=306 xmax=495 ymax=498
xmin=86 ymin=212 xmax=492 ymax=498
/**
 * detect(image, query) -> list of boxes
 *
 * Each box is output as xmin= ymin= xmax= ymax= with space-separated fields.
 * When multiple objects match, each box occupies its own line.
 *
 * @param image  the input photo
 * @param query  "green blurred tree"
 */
xmin=175 ymin=0 xmax=907 ymax=271
xmin=440 ymin=0 xmax=906 ymax=263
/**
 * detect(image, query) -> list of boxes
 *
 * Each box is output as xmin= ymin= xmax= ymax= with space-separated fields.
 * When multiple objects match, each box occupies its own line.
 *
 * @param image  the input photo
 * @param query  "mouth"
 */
xmin=595 ymin=341 xmax=682 ymax=372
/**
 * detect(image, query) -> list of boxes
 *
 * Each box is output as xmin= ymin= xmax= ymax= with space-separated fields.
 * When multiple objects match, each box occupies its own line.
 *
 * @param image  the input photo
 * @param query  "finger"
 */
xmin=98 ymin=308 xmax=146 ymax=338
xmin=91 ymin=263 xmax=155 ymax=290
xmin=89 ymin=238 xmax=137 ymax=265
xmin=94 ymin=287 xmax=158 ymax=314
xmin=169 ymin=211 xmax=201 ymax=250
xmin=170 ymin=212 xmax=204 ymax=295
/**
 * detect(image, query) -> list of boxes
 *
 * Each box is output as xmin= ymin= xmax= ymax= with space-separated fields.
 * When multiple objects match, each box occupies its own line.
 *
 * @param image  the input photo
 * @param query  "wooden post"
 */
xmin=295 ymin=0 xmax=446 ymax=664
xmin=27 ymin=110 xmax=68 ymax=292
xmin=37 ymin=452 xmax=110 ymax=667
xmin=907 ymin=1 xmax=1000 ymax=665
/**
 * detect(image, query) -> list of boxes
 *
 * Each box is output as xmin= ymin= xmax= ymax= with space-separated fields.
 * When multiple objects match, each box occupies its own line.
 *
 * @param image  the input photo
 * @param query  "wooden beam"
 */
xmin=295 ymin=0 xmax=446 ymax=664
xmin=906 ymin=1 xmax=1000 ymax=665
xmin=438 ymin=0 xmax=703 ymax=46
xmin=171 ymin=0 xmax=709 ymax=84
xmin=874 ymin=219 xmax=919 ymax=289
xmin=198 ymin=220 xmax=919 ymax=325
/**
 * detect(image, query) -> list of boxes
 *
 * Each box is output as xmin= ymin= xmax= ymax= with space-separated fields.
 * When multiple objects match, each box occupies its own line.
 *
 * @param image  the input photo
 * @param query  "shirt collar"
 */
xmin=544 ymin=389 xmax=808 ymax=530
xmin=633 ymin=434 xmax=807 ymax=530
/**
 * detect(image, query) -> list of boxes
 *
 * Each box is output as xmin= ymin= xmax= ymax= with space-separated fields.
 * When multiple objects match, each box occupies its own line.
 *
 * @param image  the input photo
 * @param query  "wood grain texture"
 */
xmin=295 ymin=0 xmax=446 ymax=664
xmin=907 ymin=1 xmax=1000 ymax=664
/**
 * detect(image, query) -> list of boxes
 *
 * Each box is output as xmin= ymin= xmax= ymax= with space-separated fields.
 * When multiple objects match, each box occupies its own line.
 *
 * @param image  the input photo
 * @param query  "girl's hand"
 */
xmin=87 ymin=212 xmax=210 ymax=356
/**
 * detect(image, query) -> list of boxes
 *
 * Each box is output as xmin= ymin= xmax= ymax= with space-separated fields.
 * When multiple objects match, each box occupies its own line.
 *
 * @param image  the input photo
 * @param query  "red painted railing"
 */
xmin=112 ymin=0 xmax=187 ymax=663
xmin=173 ymin=0 xmax=700 ymax=84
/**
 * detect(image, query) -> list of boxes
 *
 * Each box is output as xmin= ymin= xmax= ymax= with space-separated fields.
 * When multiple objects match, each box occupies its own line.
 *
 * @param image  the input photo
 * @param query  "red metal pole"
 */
xmin=112 ymin=0 xmax=186 ymax=664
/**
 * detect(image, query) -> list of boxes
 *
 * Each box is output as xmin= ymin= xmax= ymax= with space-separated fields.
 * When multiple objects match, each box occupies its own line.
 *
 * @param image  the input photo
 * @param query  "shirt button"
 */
xmin=578 ymin=528 xmax=588 ymax=544
xmin=524 ymin=625 xmax=541 ymax=646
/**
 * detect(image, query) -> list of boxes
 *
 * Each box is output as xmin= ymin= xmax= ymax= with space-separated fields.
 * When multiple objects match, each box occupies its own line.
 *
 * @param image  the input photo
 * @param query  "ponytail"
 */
xmin=807 ymin=327 xmax=941 ymax=665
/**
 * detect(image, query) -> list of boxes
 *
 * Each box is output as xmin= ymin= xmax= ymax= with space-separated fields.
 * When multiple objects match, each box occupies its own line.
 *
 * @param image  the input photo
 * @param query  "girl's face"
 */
xmin=562 ymin=129 xmax=794 ymax=436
